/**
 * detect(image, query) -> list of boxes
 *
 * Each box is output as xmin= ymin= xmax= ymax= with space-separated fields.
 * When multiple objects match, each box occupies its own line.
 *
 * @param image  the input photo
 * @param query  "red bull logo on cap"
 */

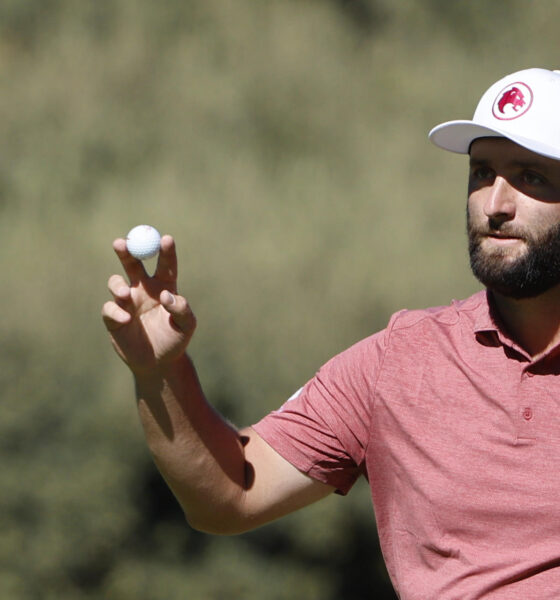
xmin=492 ymin=81 xmax=533 ymax=120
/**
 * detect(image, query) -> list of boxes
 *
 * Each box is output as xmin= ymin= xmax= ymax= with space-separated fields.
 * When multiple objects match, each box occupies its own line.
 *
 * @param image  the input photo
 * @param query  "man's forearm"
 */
xmin=133 ymin=353 xmax=250 ymax=534
xmin=102 ymin=237 xmax=331 ymax=534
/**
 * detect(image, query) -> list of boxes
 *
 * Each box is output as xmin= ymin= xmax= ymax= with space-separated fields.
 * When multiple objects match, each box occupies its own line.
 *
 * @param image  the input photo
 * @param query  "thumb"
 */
xmin=160 ymin=290 xmax=196 ymax=334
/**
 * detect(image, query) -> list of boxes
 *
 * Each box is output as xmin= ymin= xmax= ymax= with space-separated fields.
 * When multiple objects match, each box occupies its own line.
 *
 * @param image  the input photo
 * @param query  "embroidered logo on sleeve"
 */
xmin=276 ymin=387 xmax=304 ymax=413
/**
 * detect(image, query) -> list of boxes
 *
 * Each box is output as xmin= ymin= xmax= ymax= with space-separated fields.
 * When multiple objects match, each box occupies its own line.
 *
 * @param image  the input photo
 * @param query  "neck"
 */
xmin=491 ymin=286 xmax=560 ymax=358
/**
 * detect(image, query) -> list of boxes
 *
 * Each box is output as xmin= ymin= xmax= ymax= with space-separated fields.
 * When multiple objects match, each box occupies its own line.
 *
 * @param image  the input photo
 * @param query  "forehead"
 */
xmin=469 ymin=138 xmax=560 ymax=172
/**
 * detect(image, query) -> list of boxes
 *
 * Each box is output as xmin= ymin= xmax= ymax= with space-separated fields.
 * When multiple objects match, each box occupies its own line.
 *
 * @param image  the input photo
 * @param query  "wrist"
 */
xmin=132 ymin=352 xmax=191 ymax=384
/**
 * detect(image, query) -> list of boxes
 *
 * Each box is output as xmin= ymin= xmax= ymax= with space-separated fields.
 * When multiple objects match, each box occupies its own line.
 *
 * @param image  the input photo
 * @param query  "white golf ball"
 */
xmin=126 ymin=225 xmax=161 ymax=260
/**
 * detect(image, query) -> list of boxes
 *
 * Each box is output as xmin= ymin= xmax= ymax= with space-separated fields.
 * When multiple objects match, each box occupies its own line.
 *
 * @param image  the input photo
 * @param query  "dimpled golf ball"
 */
xmin=126 ymin=225 xmax=161 ymax=260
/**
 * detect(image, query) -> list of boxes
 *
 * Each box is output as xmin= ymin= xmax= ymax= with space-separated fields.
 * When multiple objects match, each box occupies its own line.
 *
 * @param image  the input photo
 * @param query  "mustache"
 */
xmin=467 ymin=217 xmax=527 ymax=240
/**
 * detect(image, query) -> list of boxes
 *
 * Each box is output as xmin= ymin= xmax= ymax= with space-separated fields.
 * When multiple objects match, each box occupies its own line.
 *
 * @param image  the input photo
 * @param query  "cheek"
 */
xmin=517 ymin=199 xmax=560 ymax=228
xmin=466 ymin=196 xmax=482 ymax=225
xmin=531 ymin=212 xmax=560 ymax=241
xmin=544 ymin=206 xmax=560 ymax=226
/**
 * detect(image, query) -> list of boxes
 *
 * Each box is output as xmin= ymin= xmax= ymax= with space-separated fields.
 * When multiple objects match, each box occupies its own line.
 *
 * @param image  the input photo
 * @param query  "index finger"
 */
xmin=154 ymin=234 xmax=178 ymax=284
xmin=113 ymin=238 xmax=148 ymax=284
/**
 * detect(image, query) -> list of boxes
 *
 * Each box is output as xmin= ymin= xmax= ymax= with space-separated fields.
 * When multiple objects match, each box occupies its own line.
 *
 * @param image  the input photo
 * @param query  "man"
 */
xmin=102 ymin=68 xmax=560 ymax=598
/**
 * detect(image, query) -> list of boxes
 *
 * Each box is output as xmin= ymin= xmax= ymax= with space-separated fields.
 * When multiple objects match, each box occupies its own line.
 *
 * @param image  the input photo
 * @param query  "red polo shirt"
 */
xmin=253 ymin=290 xmax=560 ymax=599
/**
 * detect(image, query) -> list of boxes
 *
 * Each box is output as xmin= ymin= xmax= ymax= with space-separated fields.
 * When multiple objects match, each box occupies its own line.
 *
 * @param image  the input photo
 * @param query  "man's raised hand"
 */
xmin=101 ymin=234 xmax=196 ymax=373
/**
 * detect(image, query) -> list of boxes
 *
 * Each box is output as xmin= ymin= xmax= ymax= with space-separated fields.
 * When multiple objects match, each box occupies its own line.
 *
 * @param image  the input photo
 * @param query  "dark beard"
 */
xmin=468 ymin=215 xmax=560 ymax=299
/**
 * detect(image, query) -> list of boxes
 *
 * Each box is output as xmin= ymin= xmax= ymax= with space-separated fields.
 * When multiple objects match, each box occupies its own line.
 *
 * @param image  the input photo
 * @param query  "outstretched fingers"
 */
xmin=102 ymin=300 xmax=132 ymax=331
xmin=113 ymin=238 xmax=148 ymax=284
xmin=154 ymin=235 xmax=178 ymax=284
xmin=108 ymin=274 xmax=132 ymax=303
xmin=160 ymin=290 xmax=197 ymax=336
xmin=103 ymin=274 xmax=134 ymax=331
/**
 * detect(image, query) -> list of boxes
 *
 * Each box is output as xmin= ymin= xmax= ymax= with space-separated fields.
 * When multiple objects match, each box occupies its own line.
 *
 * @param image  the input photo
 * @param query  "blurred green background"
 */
xmin=1 ymin=1 xmax=558 ymax=598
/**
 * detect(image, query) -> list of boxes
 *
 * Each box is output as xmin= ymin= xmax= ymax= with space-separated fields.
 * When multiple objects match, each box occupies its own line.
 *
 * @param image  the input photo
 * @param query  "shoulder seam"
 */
xmin=363 ymin=311 xmax=405 ymax=464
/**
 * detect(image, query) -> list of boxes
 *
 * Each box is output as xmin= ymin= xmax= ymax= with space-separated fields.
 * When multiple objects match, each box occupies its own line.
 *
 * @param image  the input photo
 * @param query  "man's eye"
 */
xmin=472 ymin=167 xmax=493 ymax=180
xmin=522 ymin=171 xmax=545 ymax=185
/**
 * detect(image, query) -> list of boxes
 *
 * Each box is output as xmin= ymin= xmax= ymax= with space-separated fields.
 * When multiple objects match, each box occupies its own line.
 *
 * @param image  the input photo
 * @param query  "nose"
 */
xmin=483 ymin=176 xmax=516 ymax=223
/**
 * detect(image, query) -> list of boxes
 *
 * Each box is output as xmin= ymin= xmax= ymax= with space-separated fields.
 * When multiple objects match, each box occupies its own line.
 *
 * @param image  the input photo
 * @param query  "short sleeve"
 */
xmin=252 ymin=329 xmax=388 ymax=494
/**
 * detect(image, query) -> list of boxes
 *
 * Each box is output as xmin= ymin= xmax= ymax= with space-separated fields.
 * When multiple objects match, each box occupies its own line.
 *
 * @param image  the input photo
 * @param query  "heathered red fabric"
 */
xmin=252 ymin=290 xmax=560 ymax=599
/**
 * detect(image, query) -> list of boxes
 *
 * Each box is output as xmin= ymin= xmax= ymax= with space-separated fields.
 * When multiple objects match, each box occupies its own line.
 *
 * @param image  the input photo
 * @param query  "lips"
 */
xmin=474 ymin=226 xmax=525 ymax=240
xmin=487 ymin=233 xmax=521 ymax=240
xmin=472 ymin=231 xmax=526 ymax=250
xmin=484 ymin=233 xmax=524 ymax=246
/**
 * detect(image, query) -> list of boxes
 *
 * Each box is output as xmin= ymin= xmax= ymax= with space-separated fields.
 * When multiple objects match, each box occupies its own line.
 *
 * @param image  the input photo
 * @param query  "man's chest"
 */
xmin=370 ymin=346 xmax=560 ymax=548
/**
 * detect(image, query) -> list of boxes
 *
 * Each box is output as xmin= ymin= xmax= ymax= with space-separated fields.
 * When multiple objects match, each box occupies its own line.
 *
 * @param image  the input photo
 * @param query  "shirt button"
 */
xmin=522 ymin=407 xmax=533 ymax=420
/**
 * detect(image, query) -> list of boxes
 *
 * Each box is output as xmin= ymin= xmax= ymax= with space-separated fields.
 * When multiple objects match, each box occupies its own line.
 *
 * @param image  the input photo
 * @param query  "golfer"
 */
xmin=102 ymin=68 xmax=560 ymax=599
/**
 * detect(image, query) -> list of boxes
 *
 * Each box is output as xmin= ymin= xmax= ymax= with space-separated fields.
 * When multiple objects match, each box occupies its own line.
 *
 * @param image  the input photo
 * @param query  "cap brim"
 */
xmin=429 ymin=119 xmax=560 ymax=160
xmin=428 ymin=120 xmax=506 ymax=154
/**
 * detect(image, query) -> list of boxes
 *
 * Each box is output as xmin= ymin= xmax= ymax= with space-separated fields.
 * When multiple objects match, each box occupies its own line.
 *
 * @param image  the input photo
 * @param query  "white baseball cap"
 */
xmin=429 ymin=68 xmax=560 ymax=160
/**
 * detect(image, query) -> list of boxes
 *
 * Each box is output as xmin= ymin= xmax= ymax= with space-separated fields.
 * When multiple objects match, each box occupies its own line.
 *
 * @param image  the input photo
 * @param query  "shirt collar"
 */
xmin=469 ymin=289 xmax=560 ymax=365
xmin=472 ymin=289 xmax=535 ymax=361
xmin=472 ymin=289 xmax=500 ymax=335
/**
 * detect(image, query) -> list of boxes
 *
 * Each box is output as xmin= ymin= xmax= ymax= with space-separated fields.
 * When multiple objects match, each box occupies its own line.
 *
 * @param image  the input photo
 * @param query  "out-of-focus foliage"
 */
xmin=1 ymin=1 xmax=557 ymax=598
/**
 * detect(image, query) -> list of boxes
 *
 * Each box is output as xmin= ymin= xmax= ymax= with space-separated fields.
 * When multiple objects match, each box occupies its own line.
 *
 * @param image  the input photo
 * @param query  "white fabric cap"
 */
xmin=429 ymin=68 xmax=560 ymax=160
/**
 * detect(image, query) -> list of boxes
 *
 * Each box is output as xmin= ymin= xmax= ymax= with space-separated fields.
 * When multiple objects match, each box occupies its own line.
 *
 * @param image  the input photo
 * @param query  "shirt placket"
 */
xmin=517 ymin=366 xmax=538 ymax=443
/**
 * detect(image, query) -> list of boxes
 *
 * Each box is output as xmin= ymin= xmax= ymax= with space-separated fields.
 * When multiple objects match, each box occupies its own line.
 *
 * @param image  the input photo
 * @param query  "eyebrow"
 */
xmin=469 ymin=156 xmax=552 ymax=174
xmin=468 ymin=157 xmax=493 ymax=171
